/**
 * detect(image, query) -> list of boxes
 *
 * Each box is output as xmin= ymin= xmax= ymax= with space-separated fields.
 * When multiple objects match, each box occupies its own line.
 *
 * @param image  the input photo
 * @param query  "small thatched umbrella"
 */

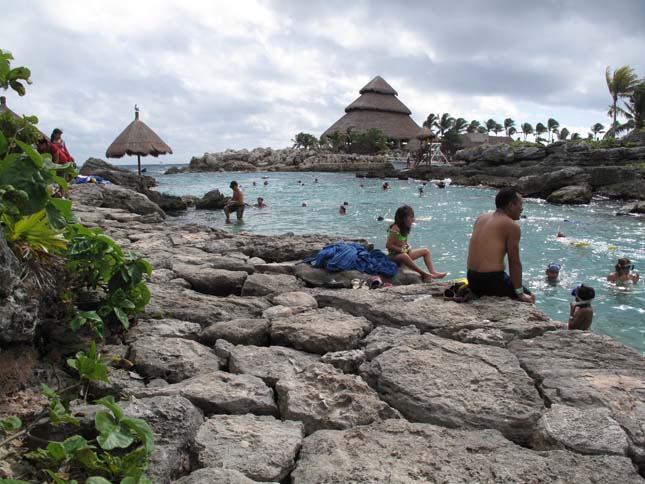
xmin=106 ymin=106 xmax=172 ymax=175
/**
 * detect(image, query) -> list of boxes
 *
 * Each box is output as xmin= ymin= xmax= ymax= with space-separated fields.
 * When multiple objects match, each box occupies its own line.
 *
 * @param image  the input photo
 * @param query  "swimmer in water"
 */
xmin=607 ymin=258 xmax=640 ymax=283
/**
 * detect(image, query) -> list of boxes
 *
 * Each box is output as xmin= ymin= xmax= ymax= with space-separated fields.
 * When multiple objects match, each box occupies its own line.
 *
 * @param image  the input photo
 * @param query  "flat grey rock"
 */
xmin=533 ymin=404 xmax=629 ymax=456
xmin=172 ymin=262 xmax=248 ymax=296
xmin=228 ymin=344 xmax=320 ymax=386
xmin=200 ymin=318 xmax=270 ymax=346
xmin=145 ymin=282 xmax=271 ymax=326
xmin=315 ymin=287 xmax=561 ymax=346
xmin=193 ymin=414 xmax=304 ymax=482
xmin=131 ymin=371 xmax=277 ymax=416
xmin=320 ymin=349 xmax=366 ymax=373
xmin=361 ymin=325 xmax=421 ymax=360
xmin=269 ymin=291 xmax=317 ymax=311
xmin=270 ymin=307 xmax=372 ymax=354
xmin=173 ymin=468 xmax=276 ymax=483
xmin=125 ymin=318 xmax=202 ymax=342
xmin=276 ymin=362 xmax=401 ymax=435
xmin=509 ymin=330 xmax=645 ymax=467
xmin=360 ymin=333 xmax=543 ymax=444
xmin=241 ymin=272 xmax=302 ymax=296
xmin=130 ymin=336 xmax=222 ymax=383
xmin=291 ymin=419 xmax=645 ymax=484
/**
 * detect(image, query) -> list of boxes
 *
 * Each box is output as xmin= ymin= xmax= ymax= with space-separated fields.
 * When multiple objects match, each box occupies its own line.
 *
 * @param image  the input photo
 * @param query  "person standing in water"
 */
xmin=467 ymin=188 xmax=535 ymax=303
xmin=386 ymin=205 xmax=446 ymax=281
xmin=607 ymin=258 xmax=640 ymax=283
xmin=223 ymin=181 xmax=245 ymax=222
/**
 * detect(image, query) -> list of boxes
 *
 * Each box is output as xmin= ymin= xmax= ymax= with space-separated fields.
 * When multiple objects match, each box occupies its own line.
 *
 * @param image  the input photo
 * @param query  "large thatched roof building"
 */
xmin=321 ymin=76 xmax=421 ymax=148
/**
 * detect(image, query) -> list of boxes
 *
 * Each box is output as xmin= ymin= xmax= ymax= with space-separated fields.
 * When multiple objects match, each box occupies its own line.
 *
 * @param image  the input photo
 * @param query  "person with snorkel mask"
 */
xmin=607 ymin=258 xmax=640 ymax=284
xmin=568 ymin=284 xmax=595 ymax=330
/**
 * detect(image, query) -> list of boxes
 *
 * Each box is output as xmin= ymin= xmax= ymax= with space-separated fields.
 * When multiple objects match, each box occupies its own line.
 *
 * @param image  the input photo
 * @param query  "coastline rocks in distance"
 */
xmin=187 ymin=147 xmax=392 ymax=173
xmin=80 ymin=158 xmax=156 ymax=192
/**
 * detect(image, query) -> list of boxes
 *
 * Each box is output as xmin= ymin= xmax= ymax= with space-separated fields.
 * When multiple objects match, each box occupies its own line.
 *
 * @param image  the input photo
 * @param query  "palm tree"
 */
xmin=521 ymin=122 xmax=533 ymax=141
xmin=559 ymin=127 xmax=570 ymax=140
xmin=508 ymin=126 xmax=517 ymax=137
xmin=467 ymin=120 xmax=481 ymax=133
xmin=571 ymin=132 xmax=581 ymax=141
xmin=437 ymin=113 xmax=455 ymax=137
xmin=591 ymin=123 xmax=605 ymax=141
xmin=605 ymin=65 xmax=639 ymax=136
xmin=535 ymin=122 xmax=547 ymax=143
xmin=503 ymin=118 xmax=515 ymax=137
xmin=453 ymin=117 xmax=468 ymax=134
xmin=423 ymin=113 xmax=439 ymax=133
xmin=547 ymin=118 xmax=560 ymax=143
xmin=485 ymin=118 xmax=498 ymax=134
xmin=477 ymin=126 xmax=488 ymax=134
xmin=493 ymin=122 xmax=504 ymax=136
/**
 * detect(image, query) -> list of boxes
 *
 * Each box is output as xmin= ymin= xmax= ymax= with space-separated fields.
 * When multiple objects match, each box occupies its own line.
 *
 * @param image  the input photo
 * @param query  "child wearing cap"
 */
xmin=545 ymin=263 xmax=561 ymax=283
xmin=568 ymin=284 xmax=595 ymax=331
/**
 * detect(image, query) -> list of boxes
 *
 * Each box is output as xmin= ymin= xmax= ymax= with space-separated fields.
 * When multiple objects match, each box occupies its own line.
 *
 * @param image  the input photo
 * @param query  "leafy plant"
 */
xmin=67 ymin=342 xmax=109 ymax=384
xmin=26 ymin=396 xmax=154 ymax=484
xmin=0 ymin=415 xmax=22 ymax=434
xmin=0 ymin=49 xmax=32 ymax=96
xmin=2 ymin=210 xmax=67 ymax=258
xmin=66 ymin=224 xmax=152 ymax=337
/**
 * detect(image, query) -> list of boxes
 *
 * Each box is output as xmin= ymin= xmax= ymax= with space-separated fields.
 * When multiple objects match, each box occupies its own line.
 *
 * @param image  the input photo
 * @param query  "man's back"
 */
xmin=232 ymin=187 xmax=244 ymax=204
xmin=467 ymin=211 xmax=513 ymax=272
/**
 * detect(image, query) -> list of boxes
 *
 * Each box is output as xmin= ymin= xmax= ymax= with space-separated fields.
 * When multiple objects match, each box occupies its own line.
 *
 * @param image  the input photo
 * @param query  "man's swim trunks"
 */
xmin=467 ymin=269 xmax=531 ymax=299
xmin=227 ymin=202 xmax=244 ymax=211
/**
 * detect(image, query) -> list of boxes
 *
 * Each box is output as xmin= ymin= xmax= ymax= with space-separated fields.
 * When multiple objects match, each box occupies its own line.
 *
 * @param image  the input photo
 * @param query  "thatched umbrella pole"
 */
xmin=106 ymin=106 xmax=172 ymax=176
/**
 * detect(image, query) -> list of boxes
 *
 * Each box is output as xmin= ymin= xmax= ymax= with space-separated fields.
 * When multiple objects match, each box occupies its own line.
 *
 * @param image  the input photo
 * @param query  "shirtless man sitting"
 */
xmin=224 ymin=181 xmax=245 ymax=222
xmin=467 ymin=187 xmax=535 ymax=303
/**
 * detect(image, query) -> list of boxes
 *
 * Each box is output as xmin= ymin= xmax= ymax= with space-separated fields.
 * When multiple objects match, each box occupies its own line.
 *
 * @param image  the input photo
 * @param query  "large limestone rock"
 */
xmin=145 ymin=283 xmax=271 ymax=326
xmin=129 ymin=336 xmax=223 ymax=383
xmin=79 ymin=157 xmax=156 ymax=191
xmin=509 ymin=330 xmax=645 ymax=468
xmin=226 ymin=344 xmax=320 ymax=386
xmin=0 ymin=230 xmax=38 ymax=344
xmin=200 ymin=318 xmax=270 ymax=346
xmin=120 ymin=396 xmax=203 ymax=483
xmin=360 ymin=325 xmax=421 ymax=359
xmin=131 ymin=371 xmax=277 ymax=416
xmin=192 ymin=415 xmax=304 ymax=482
xmin=270 ymin=308 xmax=373 ymax=354
xmin=532 ymin=404 xmax=630 ymax=457
xmin=173 ymin=468 xmax=274 ymax=484
xmin=275 ymin=363 xmax=400 ymax=434
xmin=314 ymin=287 xmax=561 ymax=346
xmin=517 ymin=167 xmax=586 ymax=198
xmin=172 ymin=262 xmax=248 ymax=296
xmin=291 ymin=419 xmax=645 ymax=484
xmin=241 ymin=273 xmax=302 ymax=296
xmin=194 ymin=189 xmax=226 ymax=210
xmin=546 ymin=184 xmax=593 ymax=204
xmin=360 ymin=333 xmax=544 ymax=444
xmin=68 ymin=183 xmax=166 ymax=218
xmin=125 ymin=318 xmax=202 ymax=342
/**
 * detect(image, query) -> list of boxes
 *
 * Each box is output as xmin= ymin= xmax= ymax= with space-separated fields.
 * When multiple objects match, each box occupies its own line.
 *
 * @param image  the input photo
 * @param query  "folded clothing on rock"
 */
xmin=74 ymin=175 xmax=110 ymax=185
xmin=304 ymin=242 xmax=398 ymax=278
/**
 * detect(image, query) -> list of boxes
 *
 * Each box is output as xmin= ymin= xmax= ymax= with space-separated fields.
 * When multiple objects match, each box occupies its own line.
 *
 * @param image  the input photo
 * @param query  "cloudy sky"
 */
xmin=3 ymin=0 xmax=644 ymax=165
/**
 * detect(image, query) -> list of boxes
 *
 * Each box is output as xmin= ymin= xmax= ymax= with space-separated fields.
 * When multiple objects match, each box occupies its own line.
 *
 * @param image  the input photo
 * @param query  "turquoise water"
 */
xmin=132 ymin=165 xmax=645 ymax=353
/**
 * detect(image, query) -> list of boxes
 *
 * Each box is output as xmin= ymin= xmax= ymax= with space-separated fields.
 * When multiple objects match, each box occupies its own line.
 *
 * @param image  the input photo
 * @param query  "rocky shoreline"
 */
xmin=16 ymin=182 xmax=638 ymax=482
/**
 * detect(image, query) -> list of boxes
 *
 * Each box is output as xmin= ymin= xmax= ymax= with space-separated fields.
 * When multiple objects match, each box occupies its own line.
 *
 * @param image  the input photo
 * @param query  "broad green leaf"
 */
xmin=0 ymin=131 xmax=7 ymax=155
xmin=97 ymin=424 xmax=135 ymax=450
xmin=113 ymin=306 xmax=130 ymax=329
xmin=120 ymin=446 xmax=149 ymax=475
xmin=41 ymin=383 xmax=57 ymax=398
xmin=0 ymin=415 xmax=22 ymax=433
xmin=86 ymin=477 xmax=113 ymax=484
xmin=95 ymin=396 xmax=123 ymax=420
xmin=63 ymin=434 xmax=92 ymax=454
xmin=121 ymin=417 xmax=154 ymax=453
xmin=46 ymin=441 xmax=67 ymax=461
xmin=14 ymin=140 xmax=43 ymax=167
xmin=95 ymin=411 xmax=117 ymax=435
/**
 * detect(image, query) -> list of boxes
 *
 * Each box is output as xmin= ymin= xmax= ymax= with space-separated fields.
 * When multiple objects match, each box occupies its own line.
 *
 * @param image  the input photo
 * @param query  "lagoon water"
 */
xmin=131 ymin=164 xmax=645 ymax=353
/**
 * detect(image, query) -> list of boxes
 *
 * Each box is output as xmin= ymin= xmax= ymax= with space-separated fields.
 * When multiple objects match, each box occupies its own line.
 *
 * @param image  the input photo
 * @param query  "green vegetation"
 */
xmin=0 ymin=50 xmax=154 ymax=484
xmin=320 ymin=128 xmax=388 ymax=154
xmin=291 ymin=132 xmax=318 ymax=150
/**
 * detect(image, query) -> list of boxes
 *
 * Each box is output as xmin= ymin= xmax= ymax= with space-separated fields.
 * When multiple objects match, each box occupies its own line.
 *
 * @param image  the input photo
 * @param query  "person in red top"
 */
xmin=50 ymin=128 xmax=74 ymax=163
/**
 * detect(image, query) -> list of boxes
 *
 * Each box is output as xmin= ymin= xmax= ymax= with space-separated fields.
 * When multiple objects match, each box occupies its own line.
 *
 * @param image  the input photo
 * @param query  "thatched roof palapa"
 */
xmin=106 ymin=106 xmax=172 ymax=175
xmin=322 ymin=76 xmax=421 ymax=142
xmin=106 ymin=108 xmax=172 ymax=159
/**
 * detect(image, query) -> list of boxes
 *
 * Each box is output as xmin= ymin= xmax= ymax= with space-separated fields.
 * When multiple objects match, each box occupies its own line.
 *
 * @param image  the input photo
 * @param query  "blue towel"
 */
xmin=304 ymin=242 xmax=398 ymax=278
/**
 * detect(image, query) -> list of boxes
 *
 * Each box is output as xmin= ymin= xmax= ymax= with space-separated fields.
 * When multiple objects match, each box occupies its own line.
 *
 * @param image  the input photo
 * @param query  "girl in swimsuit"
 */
xmin=386 ymin=205 xmax=447 ymax=282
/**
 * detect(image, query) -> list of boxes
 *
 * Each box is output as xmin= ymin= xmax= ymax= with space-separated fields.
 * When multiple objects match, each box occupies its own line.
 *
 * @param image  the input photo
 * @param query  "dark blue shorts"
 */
xmin=467 ymin=269 xmax=531 ymax=299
